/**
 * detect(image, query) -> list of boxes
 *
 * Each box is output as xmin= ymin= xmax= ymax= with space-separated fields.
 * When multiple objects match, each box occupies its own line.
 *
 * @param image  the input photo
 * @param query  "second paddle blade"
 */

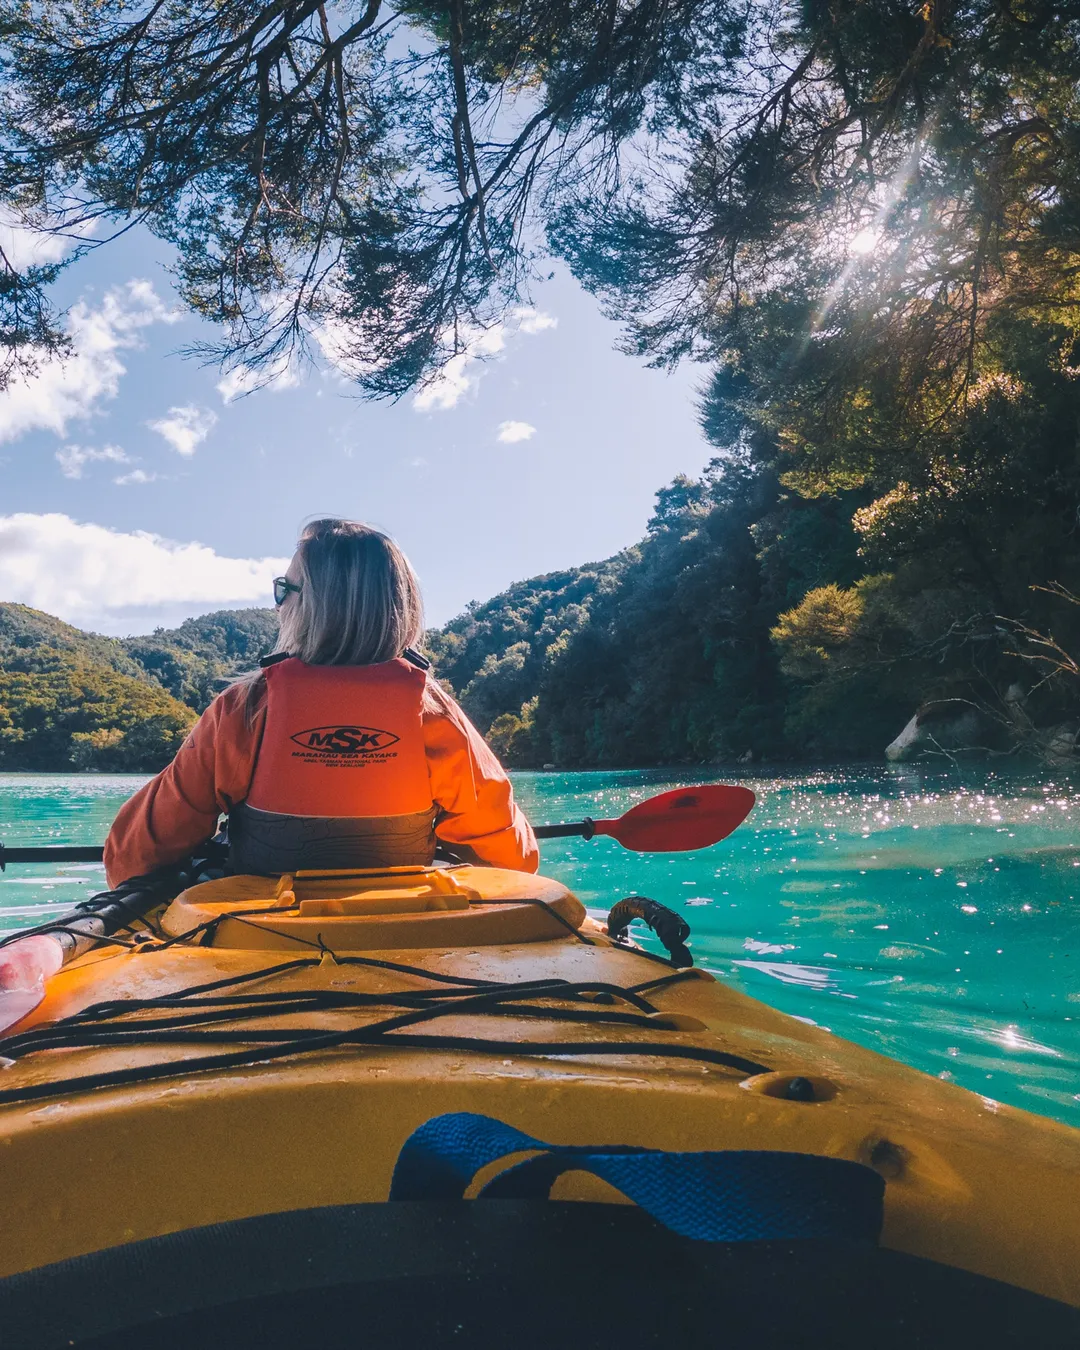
xmin=596 ymin=784 xmax=756 ymax=853
xmin=0 ymin=934 xmax=63 ymax=1034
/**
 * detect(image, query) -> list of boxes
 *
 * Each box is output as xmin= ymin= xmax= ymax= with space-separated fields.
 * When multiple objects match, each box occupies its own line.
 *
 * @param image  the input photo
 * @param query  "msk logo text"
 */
xmin=290 ymin=725 xmax=401 ymax=755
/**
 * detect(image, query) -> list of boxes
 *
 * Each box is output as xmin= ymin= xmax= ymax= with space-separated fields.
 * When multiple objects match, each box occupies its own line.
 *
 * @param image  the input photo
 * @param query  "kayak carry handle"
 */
xmin=390 ymin=1111 xmax=885 ymax=1243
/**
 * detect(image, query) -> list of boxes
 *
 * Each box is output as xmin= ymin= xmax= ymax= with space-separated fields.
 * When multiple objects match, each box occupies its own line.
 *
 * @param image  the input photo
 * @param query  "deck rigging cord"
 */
xmin=0 ymin=951 xmax=767 ymax=1106
xmin=0 ymin=1036 xmax=769 ymax=1108
xmin=1 ymin=980 xmax=671 ymax=1050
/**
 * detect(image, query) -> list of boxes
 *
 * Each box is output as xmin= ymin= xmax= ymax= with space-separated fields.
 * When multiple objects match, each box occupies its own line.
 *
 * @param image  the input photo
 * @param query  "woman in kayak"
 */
xmin=104 ymin=518 xmax=538 ymax=885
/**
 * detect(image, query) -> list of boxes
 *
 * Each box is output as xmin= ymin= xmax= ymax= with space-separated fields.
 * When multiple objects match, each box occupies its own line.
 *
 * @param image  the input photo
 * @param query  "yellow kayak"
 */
xmin=2 ymin=864 xmax=1080 ymax=1348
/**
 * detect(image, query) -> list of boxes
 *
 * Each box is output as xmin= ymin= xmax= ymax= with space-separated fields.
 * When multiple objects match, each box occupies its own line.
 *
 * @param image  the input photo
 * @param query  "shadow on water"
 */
xmin=4 ymin=764 xmax=1080 ymax=1129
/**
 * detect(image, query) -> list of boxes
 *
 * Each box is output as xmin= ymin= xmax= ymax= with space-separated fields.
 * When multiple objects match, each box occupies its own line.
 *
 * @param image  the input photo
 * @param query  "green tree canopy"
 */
xmin=2 ymin=0 xmax=1077 ymax=410
xmin=0 ymin=661 xmax=195 ymax=771
xmin=0 ymin=0 xmax=740 ymax=391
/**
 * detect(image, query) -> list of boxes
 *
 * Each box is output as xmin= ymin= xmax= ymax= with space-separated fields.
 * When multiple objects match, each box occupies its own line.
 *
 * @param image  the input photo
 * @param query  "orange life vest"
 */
xmin=229 ymin=657 xmax=436 ymax=874
xmin=246 ymin=656 xmax=433 ymax=817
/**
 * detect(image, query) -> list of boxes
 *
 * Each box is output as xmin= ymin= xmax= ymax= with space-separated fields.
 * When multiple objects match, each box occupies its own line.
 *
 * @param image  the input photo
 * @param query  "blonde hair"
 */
xmin=276 ymin=519 xmax=424 ymax=665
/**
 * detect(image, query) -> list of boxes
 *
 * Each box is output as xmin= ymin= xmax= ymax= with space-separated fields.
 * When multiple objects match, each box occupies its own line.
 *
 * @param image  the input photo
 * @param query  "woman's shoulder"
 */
xmin=420 ymin=672 xmax=462 ymax=714
xmin=212 ymin=674 xmax=267 ymax=720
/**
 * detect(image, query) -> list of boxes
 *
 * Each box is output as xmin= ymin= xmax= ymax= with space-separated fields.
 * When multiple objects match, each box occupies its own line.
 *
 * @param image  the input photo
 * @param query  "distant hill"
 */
xmin=120 ymin=609 xmax=280 ymax=711
xmin=422 ymin=558 xmax=628 ymax=762
xmin=0 ymin=603 xmax=148 ymax=681
xmin=0 ymin=604 xmax=279 ymax=772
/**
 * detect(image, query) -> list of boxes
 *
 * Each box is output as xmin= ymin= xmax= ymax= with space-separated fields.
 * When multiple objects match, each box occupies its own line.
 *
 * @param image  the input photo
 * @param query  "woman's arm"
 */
xmin=423 ymin=683 xmax=539 ymax=872
xmin=103 ymin=683 xmax=266 ymax=887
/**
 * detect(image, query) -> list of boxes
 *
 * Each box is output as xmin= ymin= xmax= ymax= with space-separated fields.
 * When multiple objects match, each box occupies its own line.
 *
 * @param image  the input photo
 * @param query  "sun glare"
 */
xmin=849 ymin=227 xmax=879 ymax=256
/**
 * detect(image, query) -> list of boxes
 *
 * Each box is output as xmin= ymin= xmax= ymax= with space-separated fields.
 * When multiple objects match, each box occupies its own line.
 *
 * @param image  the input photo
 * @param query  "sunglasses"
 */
xmin=273 ymin=576 xmax=302 ymax=606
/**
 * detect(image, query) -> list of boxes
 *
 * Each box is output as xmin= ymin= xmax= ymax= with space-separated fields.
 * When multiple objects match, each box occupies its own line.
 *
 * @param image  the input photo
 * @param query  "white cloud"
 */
xmin=148 ymin=404 xmax=217 ymax=457
xmin=411 ymin=308 xmax=557 ymax=412
xmin=0 ymin=207 xmax=98 ymax=272
xmin=497 ymin=420 xmax=536 ymax=444
xmin=0 ymin=513 xmax=290 ymax=632
xmin=55 ymin=443 xmax=130 ymax=479
xmin=412 ymin=325 xmax=508 ymax=412
xmin=514 ymin=308 xmax=558 ymax=335
xmin=217 ymin=353 xmax=301 ymax=403
xmin=0 ymin=280 xmax=178 ymax=444
xmin=0 ymin=214 xmax=70 ymax=271
xmin=413 ymin=354 xmax=474 ymax=412
xmin=412 ymin=352 xmax=478 ymax=412
xmin=114 ymin=468 xmax=157 ymax=486
xmin=312 ymin=316 xmax=376 ymax=386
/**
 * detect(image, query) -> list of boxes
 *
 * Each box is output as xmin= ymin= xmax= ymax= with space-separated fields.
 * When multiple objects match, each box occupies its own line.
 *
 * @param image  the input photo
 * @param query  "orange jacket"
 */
xmin=104 ymin=672 xmax=538 ymax=886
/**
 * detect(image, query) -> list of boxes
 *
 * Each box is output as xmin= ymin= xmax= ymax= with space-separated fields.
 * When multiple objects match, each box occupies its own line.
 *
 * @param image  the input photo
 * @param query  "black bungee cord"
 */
xmin=0 ymin=880 xmax=746 ymax=1108
xmin=0 ymin=961 xmax=768 ymax=1106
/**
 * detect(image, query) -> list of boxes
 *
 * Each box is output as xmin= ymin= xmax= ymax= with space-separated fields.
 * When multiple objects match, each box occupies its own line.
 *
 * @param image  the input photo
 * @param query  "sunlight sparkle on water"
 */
xmin=509 ymin=764 xmax=1080 ymax=1129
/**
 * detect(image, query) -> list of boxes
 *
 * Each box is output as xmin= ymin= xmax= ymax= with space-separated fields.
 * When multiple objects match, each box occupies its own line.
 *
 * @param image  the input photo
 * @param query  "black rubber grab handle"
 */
xmin=606 ymin=895 xmax=693 ymax=968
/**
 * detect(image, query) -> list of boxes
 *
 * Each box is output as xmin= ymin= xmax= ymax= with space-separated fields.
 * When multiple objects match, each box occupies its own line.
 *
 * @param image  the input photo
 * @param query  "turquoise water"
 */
xmin=3 ymin=767 xmax=1080 ymax=1128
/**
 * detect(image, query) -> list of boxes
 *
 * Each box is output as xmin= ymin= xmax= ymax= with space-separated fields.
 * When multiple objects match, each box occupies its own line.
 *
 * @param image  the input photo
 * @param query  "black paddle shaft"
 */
xmin=532 ymin=820 xmax=596 ymax=841
xmin=0 ymin=844 xmax=105 ymax=870
xmin=1 ymin=834 xmax=597 ymax=864
xmin=1 ymin=820 xmax=601 ymax=865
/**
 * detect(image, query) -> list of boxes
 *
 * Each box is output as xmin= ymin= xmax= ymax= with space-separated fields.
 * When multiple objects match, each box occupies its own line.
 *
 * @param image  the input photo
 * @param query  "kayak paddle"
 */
xmin=533 ymin=784 xmax=756 ymax=852
xmin=0 ymin=784 xmax=755 ymax=1032
xmin=0 ymin=868 xmax=185 ymax=1035
xmin=0 ymin=784 xmax=757 ymax=871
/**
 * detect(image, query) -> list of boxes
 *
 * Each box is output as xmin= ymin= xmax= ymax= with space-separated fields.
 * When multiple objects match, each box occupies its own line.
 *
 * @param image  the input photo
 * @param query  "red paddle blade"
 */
xmin=593 ymin=784 xmax=756 ymax=853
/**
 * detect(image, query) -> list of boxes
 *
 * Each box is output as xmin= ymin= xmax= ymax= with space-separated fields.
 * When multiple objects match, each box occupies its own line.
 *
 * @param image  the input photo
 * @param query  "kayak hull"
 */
xmin=1 ymin=865 xmax=1079 ymax=1325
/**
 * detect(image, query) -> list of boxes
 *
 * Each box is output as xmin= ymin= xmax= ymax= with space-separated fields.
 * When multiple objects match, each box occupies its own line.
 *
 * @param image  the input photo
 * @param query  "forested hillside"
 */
xmin=422 ymin=463 xmax=873 ymax=767
xmin=121 ymin=609 xmax=280 ymax=711
xmin=426 ymin=375 xmax=1080 ymax=770
xmin=0 ymin=604 xmax=278 ymax=771
xmin=422 ymin=561 xmax=627 ymax=749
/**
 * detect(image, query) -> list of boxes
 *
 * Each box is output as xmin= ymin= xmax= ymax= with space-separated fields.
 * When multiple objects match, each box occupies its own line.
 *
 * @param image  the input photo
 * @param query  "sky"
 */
xmin=0 ymin=220 xmax=716 ymax=636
